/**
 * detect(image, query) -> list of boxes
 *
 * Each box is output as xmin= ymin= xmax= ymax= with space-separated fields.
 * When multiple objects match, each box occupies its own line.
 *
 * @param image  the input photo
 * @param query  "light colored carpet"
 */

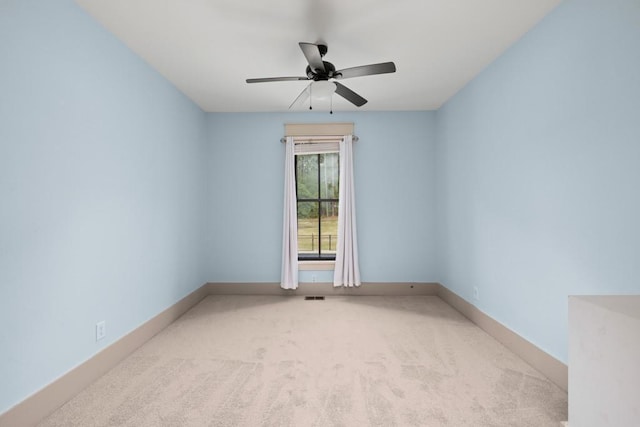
xmin=39 ymin=296 xmax=568 ymax=426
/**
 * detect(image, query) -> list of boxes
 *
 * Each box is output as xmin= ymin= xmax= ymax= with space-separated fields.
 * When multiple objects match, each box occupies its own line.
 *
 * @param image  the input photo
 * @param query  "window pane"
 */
xmin=297 ymin=201 xmax=319 ymax=258
xmin=296 ymin=155 xmax=318 ymax=199
xmin=320 ymin=201 xmax=338 ymax=256
xmin=319 ymin=153 xmax=339 ymax=199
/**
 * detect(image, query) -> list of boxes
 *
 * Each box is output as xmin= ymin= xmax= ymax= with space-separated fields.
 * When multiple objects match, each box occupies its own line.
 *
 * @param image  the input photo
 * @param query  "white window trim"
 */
xmin=283 ymin=123 xmax=355 ymax=273
xmin=285 ymin=123 xmax=354 ymax=137
xmin=298 ymin=260 xmax=335 ymax=271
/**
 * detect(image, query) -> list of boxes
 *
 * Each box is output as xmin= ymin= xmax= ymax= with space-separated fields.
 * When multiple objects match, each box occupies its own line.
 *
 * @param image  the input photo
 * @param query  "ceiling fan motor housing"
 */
xmin=306 ymin=61 xmax=337 ymax=80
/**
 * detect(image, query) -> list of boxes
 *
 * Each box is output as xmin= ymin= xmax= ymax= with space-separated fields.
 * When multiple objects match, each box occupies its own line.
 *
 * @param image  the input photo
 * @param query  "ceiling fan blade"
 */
xmin=334 ymin=62 xmax=396 ymax=80
xmin=299 ymin=42 xmax=326 ymax=73
xmin=246 ymin=77 xmax=309 ymax=83
xmin=334 ymin=82 xmax=367 ymax=107
xmin=289 ymin=84 xmax=312 ymax=110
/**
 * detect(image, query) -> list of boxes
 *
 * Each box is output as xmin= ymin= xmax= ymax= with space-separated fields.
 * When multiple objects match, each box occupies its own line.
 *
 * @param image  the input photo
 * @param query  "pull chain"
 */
xmin=330 ymin=93 xmax=333 ymax=114
xmin=309 ymin=84 xmax=313 ymax=110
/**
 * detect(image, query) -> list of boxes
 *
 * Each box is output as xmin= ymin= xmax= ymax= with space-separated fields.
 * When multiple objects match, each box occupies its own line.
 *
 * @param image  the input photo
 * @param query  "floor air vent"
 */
xmin=304 ymin=296 xmax=325 ymax=300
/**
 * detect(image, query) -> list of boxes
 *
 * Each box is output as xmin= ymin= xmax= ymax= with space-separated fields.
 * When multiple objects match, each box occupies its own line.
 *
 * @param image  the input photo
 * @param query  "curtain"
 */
xmin=280 ymin=136 xmax=298 ymax=290
xmin=334 ymin=135 xmax=361 ymax=287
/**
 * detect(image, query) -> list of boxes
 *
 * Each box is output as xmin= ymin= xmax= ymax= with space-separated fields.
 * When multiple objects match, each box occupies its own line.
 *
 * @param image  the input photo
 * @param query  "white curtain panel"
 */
xmin=280 ymin=136 xmax=298 ymax=290
xmin=334 ymin=135 xmax=361 ymax=287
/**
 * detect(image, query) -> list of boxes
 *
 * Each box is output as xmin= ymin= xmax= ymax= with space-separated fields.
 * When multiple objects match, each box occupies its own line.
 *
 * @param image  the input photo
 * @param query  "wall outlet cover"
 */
xmin=96 ymin=321 xmax=106 ymax=341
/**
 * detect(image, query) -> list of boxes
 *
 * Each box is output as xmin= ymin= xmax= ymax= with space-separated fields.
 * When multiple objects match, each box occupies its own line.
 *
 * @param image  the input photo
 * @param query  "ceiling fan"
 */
xmin=246 ymin=42 xmax=396 ymax=110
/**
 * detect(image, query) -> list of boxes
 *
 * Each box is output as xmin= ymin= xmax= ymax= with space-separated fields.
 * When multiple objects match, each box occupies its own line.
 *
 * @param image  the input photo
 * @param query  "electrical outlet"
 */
xmin=473 ymin=286 xmax=480 ymax=301
xmin=96 ymin=321 xmax=106 ymax=341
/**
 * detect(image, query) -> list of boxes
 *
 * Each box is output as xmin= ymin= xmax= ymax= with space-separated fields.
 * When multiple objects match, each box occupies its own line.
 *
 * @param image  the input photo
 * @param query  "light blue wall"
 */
xmin=0 ymin=0 xmax=208 ymax=414
xmin=436 ymin=0 xmax=640 ymax=363
xmin=206 ymin=112 xmax=438 ymax=283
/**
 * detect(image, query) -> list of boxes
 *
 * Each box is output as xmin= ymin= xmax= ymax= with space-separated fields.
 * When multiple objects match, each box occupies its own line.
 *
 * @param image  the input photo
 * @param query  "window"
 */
xmin=295 ymin=152 xmax=339 ymax=260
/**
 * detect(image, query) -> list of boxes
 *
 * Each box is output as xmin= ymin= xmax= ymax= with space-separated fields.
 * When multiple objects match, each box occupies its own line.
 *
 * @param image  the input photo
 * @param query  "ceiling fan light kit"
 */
xmin=311 ymin=81 xmax=336 ymax=100
xmin=246 ymin=42 xmax=396 ymax=112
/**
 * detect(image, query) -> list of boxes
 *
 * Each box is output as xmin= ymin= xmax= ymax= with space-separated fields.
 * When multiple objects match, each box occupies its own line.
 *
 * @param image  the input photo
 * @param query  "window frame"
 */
xmin=295 ymin=151 xmax=339 ymax=261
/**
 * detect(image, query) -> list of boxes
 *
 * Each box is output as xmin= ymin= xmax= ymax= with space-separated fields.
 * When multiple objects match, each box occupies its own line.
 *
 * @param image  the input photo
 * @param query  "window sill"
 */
xmin=298 ymin=260 xmax=335 ymax=271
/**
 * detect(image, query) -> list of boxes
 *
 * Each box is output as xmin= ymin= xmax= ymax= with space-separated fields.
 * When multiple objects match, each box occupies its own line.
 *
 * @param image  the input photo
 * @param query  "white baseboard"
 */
xmin=0 ymin=281 xmax=567 ymax=426
xmin=206 ymin=281 xmax=440 ymax=296
xmin=437 ymin=286 xmax=568 ymax=391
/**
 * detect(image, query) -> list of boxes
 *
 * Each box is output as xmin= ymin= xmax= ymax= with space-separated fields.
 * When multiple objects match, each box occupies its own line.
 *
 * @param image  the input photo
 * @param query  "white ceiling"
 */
xmin=75 ymin=0 xmax=562 ymax=113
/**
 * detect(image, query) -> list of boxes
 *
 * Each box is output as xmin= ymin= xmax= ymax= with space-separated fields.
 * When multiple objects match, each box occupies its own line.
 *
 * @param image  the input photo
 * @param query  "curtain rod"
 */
xmin=280 ymin=135 xmax=359 ymax=143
